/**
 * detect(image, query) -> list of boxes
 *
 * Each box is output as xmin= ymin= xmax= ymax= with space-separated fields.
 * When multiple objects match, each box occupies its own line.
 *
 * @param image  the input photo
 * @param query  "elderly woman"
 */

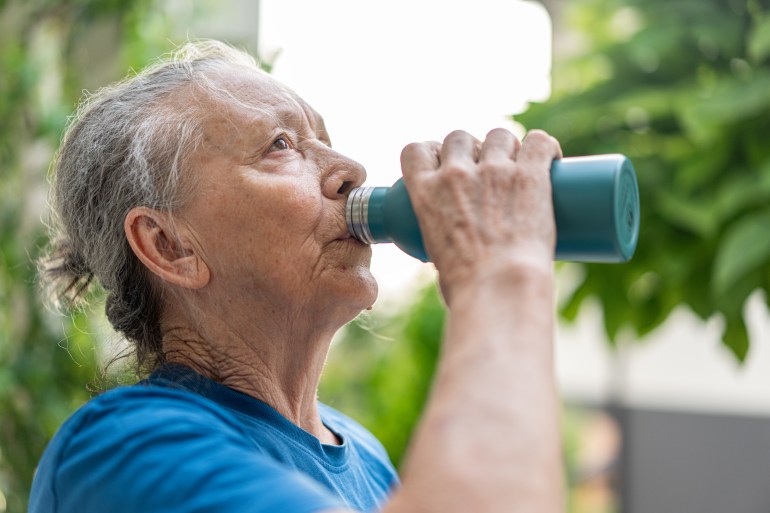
xmin=30 ymin=41 xmax=563 ymax=513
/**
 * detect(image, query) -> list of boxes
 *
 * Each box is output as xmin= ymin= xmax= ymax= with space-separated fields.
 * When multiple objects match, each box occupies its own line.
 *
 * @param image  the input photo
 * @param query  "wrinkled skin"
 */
xmin=126 ymin=63 xmax=565 ymax=513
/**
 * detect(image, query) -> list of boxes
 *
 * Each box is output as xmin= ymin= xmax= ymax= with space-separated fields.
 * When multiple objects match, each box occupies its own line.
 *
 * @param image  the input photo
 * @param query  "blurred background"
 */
xmin=1 ymin=0 xmax=769 ymax=512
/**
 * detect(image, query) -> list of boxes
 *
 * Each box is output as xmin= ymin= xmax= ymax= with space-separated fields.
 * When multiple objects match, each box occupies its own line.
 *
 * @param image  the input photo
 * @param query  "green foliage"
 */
xmin=0 ymin=1 xmax=210 ymax=510
xmin=516 ymin=0 xmax=770 ymax=361
xmin=321 ymin=283 xmax=445 ymax=468
xmin=322 ymin=284 xmax=613 ymax=512
xmin=3 ymin=1 xmax=765 ymax=511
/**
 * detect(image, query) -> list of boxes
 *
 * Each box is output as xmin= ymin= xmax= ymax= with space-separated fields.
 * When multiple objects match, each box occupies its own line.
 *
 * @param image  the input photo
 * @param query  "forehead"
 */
xmin=198 ymin=69 xmax=322 ymax=139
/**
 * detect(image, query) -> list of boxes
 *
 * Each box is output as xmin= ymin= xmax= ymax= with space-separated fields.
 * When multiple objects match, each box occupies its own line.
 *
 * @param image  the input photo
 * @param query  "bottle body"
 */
xmin=346 ymin=154 xmax=640 ymax=263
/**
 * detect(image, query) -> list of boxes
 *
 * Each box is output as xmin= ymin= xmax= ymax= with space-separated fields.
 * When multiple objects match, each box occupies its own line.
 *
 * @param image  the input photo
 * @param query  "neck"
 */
xmin=162 ymin=306 xmax=343 ymax=445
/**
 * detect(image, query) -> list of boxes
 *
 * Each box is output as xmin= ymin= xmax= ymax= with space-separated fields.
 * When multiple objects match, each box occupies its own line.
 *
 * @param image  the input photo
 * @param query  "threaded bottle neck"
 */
xmin=346 ymin=186 xmax=376 ymax=244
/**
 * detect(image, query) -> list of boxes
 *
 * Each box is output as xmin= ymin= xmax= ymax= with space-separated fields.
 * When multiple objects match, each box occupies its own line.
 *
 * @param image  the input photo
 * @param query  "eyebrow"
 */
xmin=276 ymin=102 xmax=332 ymax=146
xmin=308 ymin=110 xmax=332 ymax=146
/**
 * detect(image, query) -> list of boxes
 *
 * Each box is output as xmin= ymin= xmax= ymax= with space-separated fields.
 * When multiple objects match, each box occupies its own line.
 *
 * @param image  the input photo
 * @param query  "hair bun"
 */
xmin=38 ymin=236 xmax=94 ymax=311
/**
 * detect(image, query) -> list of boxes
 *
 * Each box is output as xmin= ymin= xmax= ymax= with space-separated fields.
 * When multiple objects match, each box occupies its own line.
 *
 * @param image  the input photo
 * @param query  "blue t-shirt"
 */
xmin=29 ymin=364 xmax=399 ymax=513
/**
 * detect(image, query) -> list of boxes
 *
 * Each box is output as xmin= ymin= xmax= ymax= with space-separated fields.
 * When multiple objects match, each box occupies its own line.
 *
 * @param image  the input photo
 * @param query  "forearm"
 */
xmin=388 ymin=262 xmax=562 ymax=513
xmin=384 ymin=128 xmax=564 ymax=513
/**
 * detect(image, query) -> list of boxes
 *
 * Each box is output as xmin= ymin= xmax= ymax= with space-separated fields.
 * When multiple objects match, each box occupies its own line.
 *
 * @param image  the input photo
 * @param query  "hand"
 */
xmin=400 ymin=128 xmax=562 ymax=302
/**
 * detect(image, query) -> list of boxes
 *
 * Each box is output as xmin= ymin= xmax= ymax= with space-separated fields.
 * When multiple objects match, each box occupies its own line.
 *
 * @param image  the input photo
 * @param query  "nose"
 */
xmin=320 ymin=148 xmax=367 ymax=200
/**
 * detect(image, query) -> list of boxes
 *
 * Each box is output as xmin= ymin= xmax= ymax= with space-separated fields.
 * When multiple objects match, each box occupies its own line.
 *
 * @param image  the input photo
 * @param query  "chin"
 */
xmin=334 ymin=266 xmax=379 ymax=317
xmin=350 ymin=266 xmax=379 ymax=308
xmin=361 ymin=273 xmax=379 ymax=308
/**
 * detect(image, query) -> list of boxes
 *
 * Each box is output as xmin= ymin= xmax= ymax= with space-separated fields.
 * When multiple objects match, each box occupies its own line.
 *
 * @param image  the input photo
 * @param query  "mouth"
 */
xmin=334 ymin=231 xmax=369 ymax=249
xmin=332 ymin=213 xmax=367 ymax=246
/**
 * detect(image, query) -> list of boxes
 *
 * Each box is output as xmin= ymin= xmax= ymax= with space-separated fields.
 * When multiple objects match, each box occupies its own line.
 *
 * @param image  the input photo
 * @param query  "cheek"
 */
xmin=186 ymin=172 xmax=328 ymax=279
xmin=266 ymin=184 xmax=325 ymax=241
xmin=228 ymin=174 xmax=322 ymax=230
xmin=234 ymin=181 xmax=327 ymax=268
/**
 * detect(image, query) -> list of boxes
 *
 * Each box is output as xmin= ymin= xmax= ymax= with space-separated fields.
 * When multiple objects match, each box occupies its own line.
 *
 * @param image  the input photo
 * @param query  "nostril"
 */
xmin=337 ymin=180 xmax=353 ymax=196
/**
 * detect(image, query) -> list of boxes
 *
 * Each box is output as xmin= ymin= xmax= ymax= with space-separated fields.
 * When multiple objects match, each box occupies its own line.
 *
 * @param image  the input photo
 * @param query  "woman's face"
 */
xmin=177 ymin=68 xmax=377 ymax=322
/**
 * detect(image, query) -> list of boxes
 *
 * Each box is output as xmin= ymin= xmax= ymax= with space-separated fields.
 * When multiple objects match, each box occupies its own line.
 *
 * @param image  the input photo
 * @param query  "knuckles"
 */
xmin=441 ymin=162 xmax=474 ymax=182
xmin=445 ymin=129 xmax=473 ymax=142
xmin=486 ymin=127 xmax=510 ymax=137
xmin=522 ymin=129 xmax=560 ymax=154
xmin=485 ymin=127 xmax=517 ymax=143
xmin=523 ymin=129 xmax=551 ymax=145
xmin=400 ymin=142 xmax=425 ymax=162
xmin=478 ymin=160 xmax=511 ymax=178
xmin=400 ymin=141 xmax=441 ymax=167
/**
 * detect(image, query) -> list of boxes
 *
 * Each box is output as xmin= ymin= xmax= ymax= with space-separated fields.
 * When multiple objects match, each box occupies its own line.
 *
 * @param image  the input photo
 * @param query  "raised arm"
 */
xmin=384 ymin=128 xmax=564 ymax=513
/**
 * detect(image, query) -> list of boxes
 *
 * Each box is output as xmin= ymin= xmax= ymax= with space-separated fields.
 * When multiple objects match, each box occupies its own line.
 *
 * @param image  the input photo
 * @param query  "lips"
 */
xmin=334 ymin=217 xmax=353 ymax=241
xmin=334 ymin=232 xmax=369 ymax=248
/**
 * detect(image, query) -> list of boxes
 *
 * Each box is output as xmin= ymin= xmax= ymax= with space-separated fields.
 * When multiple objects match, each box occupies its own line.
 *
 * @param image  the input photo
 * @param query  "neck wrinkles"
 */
xmin=160 ymin=313 xmax=340 ymax=445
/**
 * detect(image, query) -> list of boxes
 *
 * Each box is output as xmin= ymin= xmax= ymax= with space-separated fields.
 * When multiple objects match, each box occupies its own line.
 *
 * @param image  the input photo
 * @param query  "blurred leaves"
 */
xmin=517 ymin=0 xmax=770 ymax=361
xmin=748 ymin=12 xmax=770 ymax=63
xmin=0 ymin=1 xmax=199 ymax=510
xmin=712 ymin=209 xmax=770 ymax=299
xmin=321 ymin=283 xmax=445 ymax=468
xmin=2 ymin=0 xmax=768 ymax=512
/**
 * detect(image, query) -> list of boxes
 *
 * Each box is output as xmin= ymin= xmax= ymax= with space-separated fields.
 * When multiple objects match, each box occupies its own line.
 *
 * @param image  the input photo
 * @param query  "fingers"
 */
xmin=401 ymin=129 xmax=560 ymax=183
xmin=401 ymin=140 xmax=441 ymax=183
xmin=518 ymin=129 xmax=562 ymax=167
xmin=478 ymin=128 xmax=521 ymax=162
xmin=397 ymin=127 xmax=561 ymax=291
xmin=400 ymin=130 xmax=480 ymax=185
xmin=440 ymin=130 xmax=480 ymax=170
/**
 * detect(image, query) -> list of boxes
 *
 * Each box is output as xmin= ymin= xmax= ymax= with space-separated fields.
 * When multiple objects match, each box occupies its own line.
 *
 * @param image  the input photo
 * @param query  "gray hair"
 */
xmin=39 ymin=40 xmax=262 ymax=374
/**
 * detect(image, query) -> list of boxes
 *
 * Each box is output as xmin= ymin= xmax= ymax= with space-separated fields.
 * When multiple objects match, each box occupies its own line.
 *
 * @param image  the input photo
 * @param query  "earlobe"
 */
xmin=124 ymin=207 xmax=210 ymax=290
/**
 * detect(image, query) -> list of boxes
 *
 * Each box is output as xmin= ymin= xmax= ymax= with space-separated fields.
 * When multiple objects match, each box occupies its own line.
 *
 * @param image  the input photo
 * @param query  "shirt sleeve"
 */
xmin=52 ymin=388 xmax=350 ymax=513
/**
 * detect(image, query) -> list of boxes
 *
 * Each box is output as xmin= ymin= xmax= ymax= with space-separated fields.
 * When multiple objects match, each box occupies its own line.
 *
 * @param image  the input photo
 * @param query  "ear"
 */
xmin=124 ymin=207 xmax=210 ymax=290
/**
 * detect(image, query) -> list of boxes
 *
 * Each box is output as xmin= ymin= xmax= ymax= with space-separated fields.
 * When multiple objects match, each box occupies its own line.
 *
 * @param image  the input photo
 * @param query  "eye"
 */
xmin=269 ymin=135 xmax=291 ymax=152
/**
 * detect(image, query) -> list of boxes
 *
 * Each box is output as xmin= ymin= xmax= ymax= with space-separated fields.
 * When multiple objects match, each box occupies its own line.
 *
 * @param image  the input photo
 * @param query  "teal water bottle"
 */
xmin=346 ymin=154 xmax=639 ymax=263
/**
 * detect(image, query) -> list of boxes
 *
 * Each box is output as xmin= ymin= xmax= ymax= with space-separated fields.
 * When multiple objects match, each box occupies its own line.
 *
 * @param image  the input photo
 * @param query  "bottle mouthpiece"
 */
xmin=346 ymin=186 xmax=376 ymax=245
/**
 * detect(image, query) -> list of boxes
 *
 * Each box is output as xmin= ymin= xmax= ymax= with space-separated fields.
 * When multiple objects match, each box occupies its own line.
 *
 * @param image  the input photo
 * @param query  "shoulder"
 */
xmin=31 ymin=385 xmax=345 ymax=513
xmin=29 ymin=385 xmax=239 ymax=510
xmin=70 ymin=383 xmax=244 ymax=432
xmin=48 ymin=384 xmax=251 ymax=460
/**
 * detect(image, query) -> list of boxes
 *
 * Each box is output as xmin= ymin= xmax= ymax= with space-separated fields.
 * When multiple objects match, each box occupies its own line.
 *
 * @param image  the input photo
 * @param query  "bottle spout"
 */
xmin=346 ymin=186 xmax=377 ymax=244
